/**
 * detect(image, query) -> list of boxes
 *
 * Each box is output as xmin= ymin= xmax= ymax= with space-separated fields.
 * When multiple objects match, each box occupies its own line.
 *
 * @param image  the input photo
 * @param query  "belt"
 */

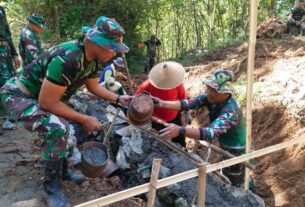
xmin=0 ymin=40 xmax=8 ymax=46
xmin=15 ymin=78 xmax=32 ymax=97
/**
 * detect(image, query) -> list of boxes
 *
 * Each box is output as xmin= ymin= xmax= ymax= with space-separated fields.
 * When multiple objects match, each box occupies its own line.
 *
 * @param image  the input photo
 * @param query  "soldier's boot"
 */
xmin=62 ymin=158 xmax=85 ymax=184
xmin=43 ymin=159 xmax=71 ymax=207
xmin=2 ymin=118 xmax=16 ymax=130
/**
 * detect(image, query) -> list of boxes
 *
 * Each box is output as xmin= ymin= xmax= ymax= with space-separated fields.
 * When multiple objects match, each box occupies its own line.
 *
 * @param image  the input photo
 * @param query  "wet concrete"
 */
xmin=69 ymin=93 xmax=264 ymax=207
xmin=82 ymin=147 xmax=108 ymax=166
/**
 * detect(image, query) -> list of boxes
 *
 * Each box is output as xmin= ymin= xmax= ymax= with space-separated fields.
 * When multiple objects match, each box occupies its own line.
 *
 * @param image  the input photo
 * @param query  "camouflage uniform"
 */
xmin=1 ymin=38 xmax=100 ymax=160
xmin=181 ymin=69 xmax=247 ymax=187
xmin=181 ymin=93 xmax=246 ymax=186
xmin=19 ymin=25 xmax=43 ymax=67
xmin=287 ymin=7 xmax=305 ymax=35
xmin=144 ymin=36 xmax=161 ymax=73
xmin=0 ymin=5 xmax=18 ymax=87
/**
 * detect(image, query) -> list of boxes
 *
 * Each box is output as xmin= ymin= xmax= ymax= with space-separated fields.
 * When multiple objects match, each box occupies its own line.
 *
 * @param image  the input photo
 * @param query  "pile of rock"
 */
xmin=68 ymin=92 xmax=265 ymax=207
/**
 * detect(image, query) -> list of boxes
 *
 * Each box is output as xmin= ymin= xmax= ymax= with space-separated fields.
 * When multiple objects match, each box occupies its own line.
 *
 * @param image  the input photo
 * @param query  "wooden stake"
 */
xmin=75 ymin=132 xmax=305 ymax=207
xmin=103 ymin=108 xmax=120 ymax=160
xmin=197 ymin=163 xmax=207 ymax=207
xmin=121 ymin=53 xmax=134 ymax=94
xmin=199 ymin=141 xmax=255 ymax=170
xmin=245 ymin=0 xmax=259 ymax=191
xmin=54 ymin=6 xmax=60 ymax=41
xmin=147 ymin=158 xmax=162 ymax=207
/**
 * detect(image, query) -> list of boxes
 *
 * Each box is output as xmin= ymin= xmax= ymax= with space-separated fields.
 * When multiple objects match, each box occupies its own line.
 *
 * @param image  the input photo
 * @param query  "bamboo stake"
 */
xmin=103 ymin=108 xmax=120 ymax=160
xmin=245 ymin=0 xmax=259 ymax=191
xmin=121 ymin=53 xmax=134 ymax=94
xmin=197 ymin=163 xmax=207 ymax=207
xmin=147 ymin=158 xmax=162 ymax=207
xmin=102 ymin=106 xmax=230 ymax=183
xmin=54 ymin=6 xmax=60 ymax=40
xmin=75 ymin=133 xmax=305 ymax=207
xmin=199 ymin=140 xmax=255 ymax=170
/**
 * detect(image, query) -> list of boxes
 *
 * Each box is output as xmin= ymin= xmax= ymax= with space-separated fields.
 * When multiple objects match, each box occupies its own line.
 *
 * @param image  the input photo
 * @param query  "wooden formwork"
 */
xmin=75 ymin=133 xmax=305 ymax=207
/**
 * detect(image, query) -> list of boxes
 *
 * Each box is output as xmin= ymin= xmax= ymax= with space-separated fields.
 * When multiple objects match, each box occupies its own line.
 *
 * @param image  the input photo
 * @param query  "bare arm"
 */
xmin=86 ymin=78 xmax=131 ymax=105
xmin=152 ymin=97 xmax=182 ymax=111
xmin=39 ymin=78 xmax=101 ymax=133
xmin=86 ymin=78 xmax=117 ymax=101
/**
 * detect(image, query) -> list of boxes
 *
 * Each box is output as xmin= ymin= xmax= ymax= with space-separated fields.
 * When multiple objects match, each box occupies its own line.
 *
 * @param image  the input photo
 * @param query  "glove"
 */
xmin=185 ymin=110 xmax=192 ymax=125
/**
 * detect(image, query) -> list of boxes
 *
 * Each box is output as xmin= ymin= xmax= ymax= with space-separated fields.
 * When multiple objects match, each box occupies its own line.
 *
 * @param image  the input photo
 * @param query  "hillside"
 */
xmin=1 ymin=36 xmax=305 ymax=207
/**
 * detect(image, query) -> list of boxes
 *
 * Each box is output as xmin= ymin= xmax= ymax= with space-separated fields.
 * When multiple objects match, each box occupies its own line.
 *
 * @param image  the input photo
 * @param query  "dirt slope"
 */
xmin=180 ymin=37 xmax=305 ymax=207
xmin=1 ymin=36 xmax=305 ymax=207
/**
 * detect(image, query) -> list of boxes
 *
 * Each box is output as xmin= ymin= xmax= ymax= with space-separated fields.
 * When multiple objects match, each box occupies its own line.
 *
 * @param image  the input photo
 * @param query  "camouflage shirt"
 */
xmin=144 ymin=39 xmax=161 ymax=58
xmin=181 ymin=93 xmax=245 ymax=148
xmin=291 ymin=7 xmax=305 ymax=21
xmin=0 ymin=5 xmax=18 ymax=56
xmin=19 ymin=25 xmax=43 ymax=67
xmin=18 ymin=38 xmax=99 ymax=101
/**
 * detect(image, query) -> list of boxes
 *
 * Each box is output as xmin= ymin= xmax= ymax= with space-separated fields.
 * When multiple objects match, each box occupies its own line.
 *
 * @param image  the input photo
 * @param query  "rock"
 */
xmin=11 ymin=198 xmax=47 ymax=207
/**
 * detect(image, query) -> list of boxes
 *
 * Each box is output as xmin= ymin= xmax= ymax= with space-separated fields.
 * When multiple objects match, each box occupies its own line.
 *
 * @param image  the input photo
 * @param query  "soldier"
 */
xmin=0 ymin=5 xmax=21 ymax=134
xmin=19 ymin=13 xmax=46 ymax=67
xmin=287 ymin=0 xmax=305 ymax=36
xmin=144 ymin=35 xmax=161 ymax=73
xmin=1 ymin=16 xmax=130 ymax=207
xmin=153 ymin=69 xmax=249 ymax=187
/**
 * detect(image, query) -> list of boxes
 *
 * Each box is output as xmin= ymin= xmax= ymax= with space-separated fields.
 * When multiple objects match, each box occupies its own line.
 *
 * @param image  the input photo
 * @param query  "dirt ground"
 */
xmin=177 ymin=36 xmax=305 ymax=207
xmin=1 ymin=36 xmax=305 ymax=207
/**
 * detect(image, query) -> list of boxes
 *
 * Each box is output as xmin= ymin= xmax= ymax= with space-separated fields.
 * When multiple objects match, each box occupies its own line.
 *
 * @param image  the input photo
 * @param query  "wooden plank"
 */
xmin=75 ymin=134 xmax=305 ymax=207
xmin=197 ymin=164 xmax=207 ymax=207
xmin=199 ymin=140 xmax=255 ymax=170
xmin=121 ymin=53 xmax=134 ymax=94
xmin=147 ymin=158 xmax=162 ymax=207
xmin=245 ymin=0 xmax=259 ymax=191
xmin=207 ymin=135 xmax=305 ymax=173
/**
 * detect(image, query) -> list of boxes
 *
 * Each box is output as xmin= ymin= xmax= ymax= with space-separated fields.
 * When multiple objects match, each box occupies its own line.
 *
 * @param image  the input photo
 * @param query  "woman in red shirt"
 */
xmin=135 ymin=61 xmax=190 ymax=147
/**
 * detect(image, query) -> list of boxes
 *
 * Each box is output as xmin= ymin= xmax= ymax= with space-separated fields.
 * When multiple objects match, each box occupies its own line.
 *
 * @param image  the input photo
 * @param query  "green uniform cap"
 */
xmin=85 ymin=16 xmax=129 ymax=53
xmin=203 ymin=69 xmax=234 ymax=94
xmin=27 ymin=13 xmax=46 ymax=29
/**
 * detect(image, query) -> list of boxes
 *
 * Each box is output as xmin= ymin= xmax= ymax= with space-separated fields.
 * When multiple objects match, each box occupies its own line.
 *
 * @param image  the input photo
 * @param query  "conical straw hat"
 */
xmin=148 ymin=61 xmax=185 ymax=90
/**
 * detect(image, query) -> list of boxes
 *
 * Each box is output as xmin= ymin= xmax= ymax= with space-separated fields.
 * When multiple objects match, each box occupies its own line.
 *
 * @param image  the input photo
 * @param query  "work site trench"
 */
xmin=1 ymin=91 xmax=265 ymax=207
xmin=68 ymin=92 xmax=264 ymax=207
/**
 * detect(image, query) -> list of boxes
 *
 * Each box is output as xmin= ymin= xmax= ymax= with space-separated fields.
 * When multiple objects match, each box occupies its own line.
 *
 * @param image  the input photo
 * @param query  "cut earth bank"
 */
xmin=1 ymin=37 xmax=305 ymax=207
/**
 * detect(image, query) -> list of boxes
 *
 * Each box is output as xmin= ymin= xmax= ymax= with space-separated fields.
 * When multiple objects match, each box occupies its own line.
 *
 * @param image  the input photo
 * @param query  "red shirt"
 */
xmin=135 ymin=80 xmax=186 ymax=122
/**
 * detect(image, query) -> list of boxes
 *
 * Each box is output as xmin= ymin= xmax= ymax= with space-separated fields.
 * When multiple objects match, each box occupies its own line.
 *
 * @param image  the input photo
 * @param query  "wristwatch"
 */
xmin=179 ymin=126 xmax=186 ymax=136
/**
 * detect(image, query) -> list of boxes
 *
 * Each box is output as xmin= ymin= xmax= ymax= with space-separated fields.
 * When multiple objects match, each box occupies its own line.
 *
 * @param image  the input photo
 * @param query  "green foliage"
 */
xmin=3 ymin=0 xmax=294 ymax=73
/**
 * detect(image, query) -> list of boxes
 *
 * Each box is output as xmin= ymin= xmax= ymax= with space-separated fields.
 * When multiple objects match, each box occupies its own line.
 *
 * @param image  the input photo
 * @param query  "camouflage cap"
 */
xmin=203 ymin=69 xmax=234 ymax=94
xmin=27 ymin=13 xmax=46 ymax=29
xmin=113 ymin=57 xmax=125 ymax=68
xmin=85 ymin=16 xmax=129 ymax=53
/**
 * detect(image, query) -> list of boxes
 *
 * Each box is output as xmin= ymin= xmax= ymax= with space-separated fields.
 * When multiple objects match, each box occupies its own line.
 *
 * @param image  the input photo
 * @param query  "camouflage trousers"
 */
xmin=220 ymin=145 xmax=255 ymax=189
xmin=221 ymin=145 xmax=245 ymax=187
xmin=144 ymin=56 xmax=156 ymax=73
xmin=0 ymin=78 xmax=70 ymax=160
xmin=0 ymin=45 xmax=14 ymax=88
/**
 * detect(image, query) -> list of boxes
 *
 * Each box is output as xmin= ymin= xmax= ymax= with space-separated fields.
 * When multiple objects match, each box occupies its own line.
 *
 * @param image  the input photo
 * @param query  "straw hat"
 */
xmin=148 ymin=61 xmax=185 ymax=90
